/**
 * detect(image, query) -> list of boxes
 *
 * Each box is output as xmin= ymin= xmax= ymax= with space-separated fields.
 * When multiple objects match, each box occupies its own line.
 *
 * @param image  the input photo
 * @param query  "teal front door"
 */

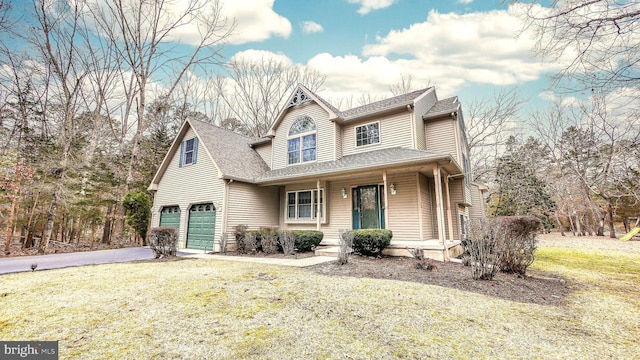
xmin=352 ymin=185 xmax=385 ymax=230
xmin=186 ymin=203 xmax=216 ymax=250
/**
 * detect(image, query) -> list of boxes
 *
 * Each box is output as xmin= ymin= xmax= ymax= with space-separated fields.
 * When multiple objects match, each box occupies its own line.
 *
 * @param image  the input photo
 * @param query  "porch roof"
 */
xmin=254 ymin=147 xmax=462 ymax=184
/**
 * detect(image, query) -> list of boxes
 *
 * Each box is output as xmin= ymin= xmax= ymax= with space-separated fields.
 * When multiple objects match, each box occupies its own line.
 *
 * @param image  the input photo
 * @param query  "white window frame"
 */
xmin=287 ymin=117 xmax=317 ymax=165
xmin=286 ymin=189 xmax=325 ymax=222
xmin=183 ymin=138 xmax=195 ymax=165
xmin=355 ymin=121 xmax=381 ymax=147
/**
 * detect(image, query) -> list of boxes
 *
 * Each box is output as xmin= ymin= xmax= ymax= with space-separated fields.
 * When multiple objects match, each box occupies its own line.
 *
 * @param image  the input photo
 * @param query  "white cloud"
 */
xmin=222 ymin=0 xmax=292 ymax=44
xmin=301 ymin=21 xmax=324 ymax=34
xmin=229 ymin=49 xmax=294 ymax=66
xmin=83 ymin=0 xmax=291 ymax=46
xmin=348 ymin=0 xmax=397 ymax=15
xmin=458 ymin=0 xmax=473 ymax=4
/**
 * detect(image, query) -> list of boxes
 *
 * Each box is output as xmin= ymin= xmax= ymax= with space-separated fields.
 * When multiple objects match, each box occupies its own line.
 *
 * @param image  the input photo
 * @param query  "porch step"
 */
xmin=314 ymin=246 xmax=340 ymax=257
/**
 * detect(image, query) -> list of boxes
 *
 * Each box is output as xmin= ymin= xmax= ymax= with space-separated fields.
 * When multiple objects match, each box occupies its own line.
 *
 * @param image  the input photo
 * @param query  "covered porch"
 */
xmin=255 ymin=147 xmax=467 ymax=261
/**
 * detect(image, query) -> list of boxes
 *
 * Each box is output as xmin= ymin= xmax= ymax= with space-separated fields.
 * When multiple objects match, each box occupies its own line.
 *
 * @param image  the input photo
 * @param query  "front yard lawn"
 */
xmin=1 ymin=243 xmax=639 ymax=359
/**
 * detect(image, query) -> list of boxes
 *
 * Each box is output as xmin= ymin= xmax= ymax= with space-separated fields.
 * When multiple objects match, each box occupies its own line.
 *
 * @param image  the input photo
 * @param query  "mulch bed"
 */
xmin=308 ymin=255 xmax=572 ymax=306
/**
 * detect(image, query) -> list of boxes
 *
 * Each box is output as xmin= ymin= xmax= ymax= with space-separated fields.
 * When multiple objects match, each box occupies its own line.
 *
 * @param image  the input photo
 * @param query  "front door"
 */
xmin=352 ymin=185 xmax=385 ymax=230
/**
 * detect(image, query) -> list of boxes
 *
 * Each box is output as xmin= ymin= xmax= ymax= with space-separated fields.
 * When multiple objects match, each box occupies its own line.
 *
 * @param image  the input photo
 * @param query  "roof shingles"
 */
xmin=189 ymin=119 xmax=270 ymax=182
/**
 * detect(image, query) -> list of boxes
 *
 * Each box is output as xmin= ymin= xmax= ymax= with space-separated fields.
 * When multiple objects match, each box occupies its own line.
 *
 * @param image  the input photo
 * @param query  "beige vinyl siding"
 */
xmin=226 ymin=181 xmax=279 ymax=231
xmin=151 ymin=127 xmax=225 ymax=249
xmin=334 ymin=122 xmax=343 ymax=160
xmin=253 ymin=143 xmax=272 ymax=168
xmin=428 ymin=177 xmax=440 ymax=239
xmin=272 ymin=103 xmax=333 ymax=170
xmin=342 ymin=112 xmax=413 ymax=156
xmin=449 ymin=179 xmax=466 ymax=240
xmin=470 ymin=184 xmax=486 ymax=219
xmin=413 ymin=90 xmax=437 ymax=150
xmin=386 ymin=172 xmax=420 ymax=241
xmin=419 ymin=174 xmax=436 ymax=239
xmin=424 ymin=118 xmax=457 ymax=157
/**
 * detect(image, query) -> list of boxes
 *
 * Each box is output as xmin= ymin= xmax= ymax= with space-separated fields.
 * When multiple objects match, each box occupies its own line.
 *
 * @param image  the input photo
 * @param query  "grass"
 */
xmin=1 ymin=246 xmax=639 ymax=359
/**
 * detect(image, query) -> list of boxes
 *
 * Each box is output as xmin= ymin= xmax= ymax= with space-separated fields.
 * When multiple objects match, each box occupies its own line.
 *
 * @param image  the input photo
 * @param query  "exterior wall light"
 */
xmin=390 ymin=183 xmax=396 ymax=195
xmin=341 ymin=188 xmax=348 ymax=199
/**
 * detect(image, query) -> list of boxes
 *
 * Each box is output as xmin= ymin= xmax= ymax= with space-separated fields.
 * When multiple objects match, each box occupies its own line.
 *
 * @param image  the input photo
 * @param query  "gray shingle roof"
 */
xmin=255 ymin=147 xmax=452 ymax=184
xmin=338 ymin=87 xmax=432 ymax=120
xmin=189 ymin=119 xmax=270 ymax=182
xmin=424 ymin=96 xmax=459 ymax=119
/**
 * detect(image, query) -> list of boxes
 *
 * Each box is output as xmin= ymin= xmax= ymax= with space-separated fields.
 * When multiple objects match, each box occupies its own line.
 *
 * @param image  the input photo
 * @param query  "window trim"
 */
xmin=287 ymin=117 xmax=317 ymax=165
xmin=179 ymin=137 xmax=198 ymax=167
xmin=285 ymin=188 xmax=325 ymax=223
xmin=354 ymin=121 xmax=381 ymax=148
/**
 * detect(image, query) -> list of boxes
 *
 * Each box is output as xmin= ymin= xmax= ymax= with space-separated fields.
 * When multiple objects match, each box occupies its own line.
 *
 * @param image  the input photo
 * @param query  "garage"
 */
xmin=186 ymin=203 xmax=216 ymax=250
xmin=159 ymin=206 xmax=181 ymax=228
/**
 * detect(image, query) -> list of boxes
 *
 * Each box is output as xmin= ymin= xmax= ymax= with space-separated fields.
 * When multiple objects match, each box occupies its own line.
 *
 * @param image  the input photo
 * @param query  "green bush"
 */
xmin=352 ymin=229 xmax=392 ymax=257
xmin=290 ymin=230 xmax=323 ymax=252
xmin=148 ymin=227 xmax=177 ymax=258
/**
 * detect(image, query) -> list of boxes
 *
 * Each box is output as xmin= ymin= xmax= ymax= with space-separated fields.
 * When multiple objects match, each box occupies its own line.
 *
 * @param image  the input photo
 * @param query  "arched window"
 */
xmin=287 ymin=116 xmax=316 ymax=164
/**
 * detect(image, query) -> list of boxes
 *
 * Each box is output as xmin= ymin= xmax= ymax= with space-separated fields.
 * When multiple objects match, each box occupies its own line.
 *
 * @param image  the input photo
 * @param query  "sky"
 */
xmin=214 ymin=0 xmax=562 ymax=111
xmin=2 ymin=0 xmax=584 ymax=120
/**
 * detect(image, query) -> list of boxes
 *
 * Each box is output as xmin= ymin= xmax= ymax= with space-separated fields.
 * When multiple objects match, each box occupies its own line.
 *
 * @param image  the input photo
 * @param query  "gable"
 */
xmin=149 ymin=119 xmax=270 ymax=190
xmin=271 ymin=101 xmax=335 ymax=170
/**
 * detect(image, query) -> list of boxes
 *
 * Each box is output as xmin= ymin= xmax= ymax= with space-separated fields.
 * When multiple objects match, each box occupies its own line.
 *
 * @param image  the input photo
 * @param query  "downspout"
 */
xmin=222 ymin=179 xmax=232 ymax=251
xmin=416 ymin=173 xmax=424 ymax=240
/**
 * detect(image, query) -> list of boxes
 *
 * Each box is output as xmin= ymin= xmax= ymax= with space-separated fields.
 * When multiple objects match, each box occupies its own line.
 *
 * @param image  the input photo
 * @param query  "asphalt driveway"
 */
xmin=0 ymin=247 xmax=156 ymax=275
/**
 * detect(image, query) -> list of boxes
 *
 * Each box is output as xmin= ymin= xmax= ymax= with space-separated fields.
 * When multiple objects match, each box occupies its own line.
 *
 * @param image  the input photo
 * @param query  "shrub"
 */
xmin=464 ymin=218 xmax=504 ymax=280
xmin=147 ymin=227 xmax=178 ymax=258
xmin=352 ymin=229 xmax=392 ymax=257
xmin=291 ymin=230 xmax=323 ymax=252
xmin=242 ymin=232 xmax=259 ymax=254
xmin=260 ymin=228 xmax=278 ymax=254
xmin=410 ymin=248 xmax=437 ymax=271
xmin=234 ymin=225 xmax=249 ymax=254
xmin=278 ymin=231 xmax=296 ymax=255
xmin=338 ymin=229 xmax=354 ymax=265
xmin=498 ymin=216 xmax=541 ymax=276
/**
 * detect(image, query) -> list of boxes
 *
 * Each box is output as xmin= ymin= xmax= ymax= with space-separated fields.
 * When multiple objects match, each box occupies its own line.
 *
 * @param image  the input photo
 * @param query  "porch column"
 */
xmin=432 ymin=166 xmax=447 ymax=247
xmin=383 ymin=171 xmax=390 ymax=229
xmin=442 ymin=170 xmax=454 ymax=241
xmin=316 ymin=179 xmax=321 ymax=231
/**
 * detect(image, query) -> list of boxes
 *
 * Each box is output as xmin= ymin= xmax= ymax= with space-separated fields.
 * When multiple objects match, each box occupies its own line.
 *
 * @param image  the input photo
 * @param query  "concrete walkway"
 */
xmin=179 ymin=249 xmax=336 ymax=267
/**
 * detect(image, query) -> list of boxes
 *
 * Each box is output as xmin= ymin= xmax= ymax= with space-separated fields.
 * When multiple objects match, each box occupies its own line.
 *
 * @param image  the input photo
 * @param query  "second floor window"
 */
xmin=179 ymin=137 xmax=198 ymax=167
xmin=288 ymin=116 xmax=316 ymax=165
xmin=356 ymin=122 xmax=380 ymax=147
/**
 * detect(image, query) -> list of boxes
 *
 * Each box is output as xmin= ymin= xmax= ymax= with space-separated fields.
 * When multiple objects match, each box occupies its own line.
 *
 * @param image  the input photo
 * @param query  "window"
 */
xmin=179 ymin=137 xmax=198 ymax=167
xmin=288 ymin=117 xmax=316 ymax=164
xmin=356 ymin=122 xmax=380 ymax=147
xmin=286 ymin=189 xmax=324 ymax=220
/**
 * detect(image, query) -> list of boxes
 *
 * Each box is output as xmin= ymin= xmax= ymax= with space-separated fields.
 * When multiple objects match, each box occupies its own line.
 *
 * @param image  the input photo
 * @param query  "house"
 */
xmin=148 ymin=85 xmax=486 ymax=260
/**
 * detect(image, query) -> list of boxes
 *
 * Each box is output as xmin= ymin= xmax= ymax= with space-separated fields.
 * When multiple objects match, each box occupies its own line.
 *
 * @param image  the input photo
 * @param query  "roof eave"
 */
xmin=334 ymin=102 xmax=414 ymax=124
xmin=255 ymin=153 xmax=458 ymax=185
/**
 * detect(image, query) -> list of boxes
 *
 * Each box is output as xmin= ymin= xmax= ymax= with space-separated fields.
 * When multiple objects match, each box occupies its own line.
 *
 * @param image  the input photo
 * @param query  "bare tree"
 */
xmin=518 ymin=0 xmax=640 ymax=93
xmin=83 ymin=0 xmax=233 ymax=239
xmin=215 ymin=56 xmax=326 ymax=137
xmin=465 ymin=88 xmax=524 ymax=182
xmin=23 ymin=0 xmax=90 ymax=253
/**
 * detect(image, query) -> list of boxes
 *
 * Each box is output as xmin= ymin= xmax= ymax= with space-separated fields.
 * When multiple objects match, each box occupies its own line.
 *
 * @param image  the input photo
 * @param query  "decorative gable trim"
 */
xmin=266 ymin=84 xmax=339 ymax=137
xmin=286 ymin=88 xmax=313 ymax=109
